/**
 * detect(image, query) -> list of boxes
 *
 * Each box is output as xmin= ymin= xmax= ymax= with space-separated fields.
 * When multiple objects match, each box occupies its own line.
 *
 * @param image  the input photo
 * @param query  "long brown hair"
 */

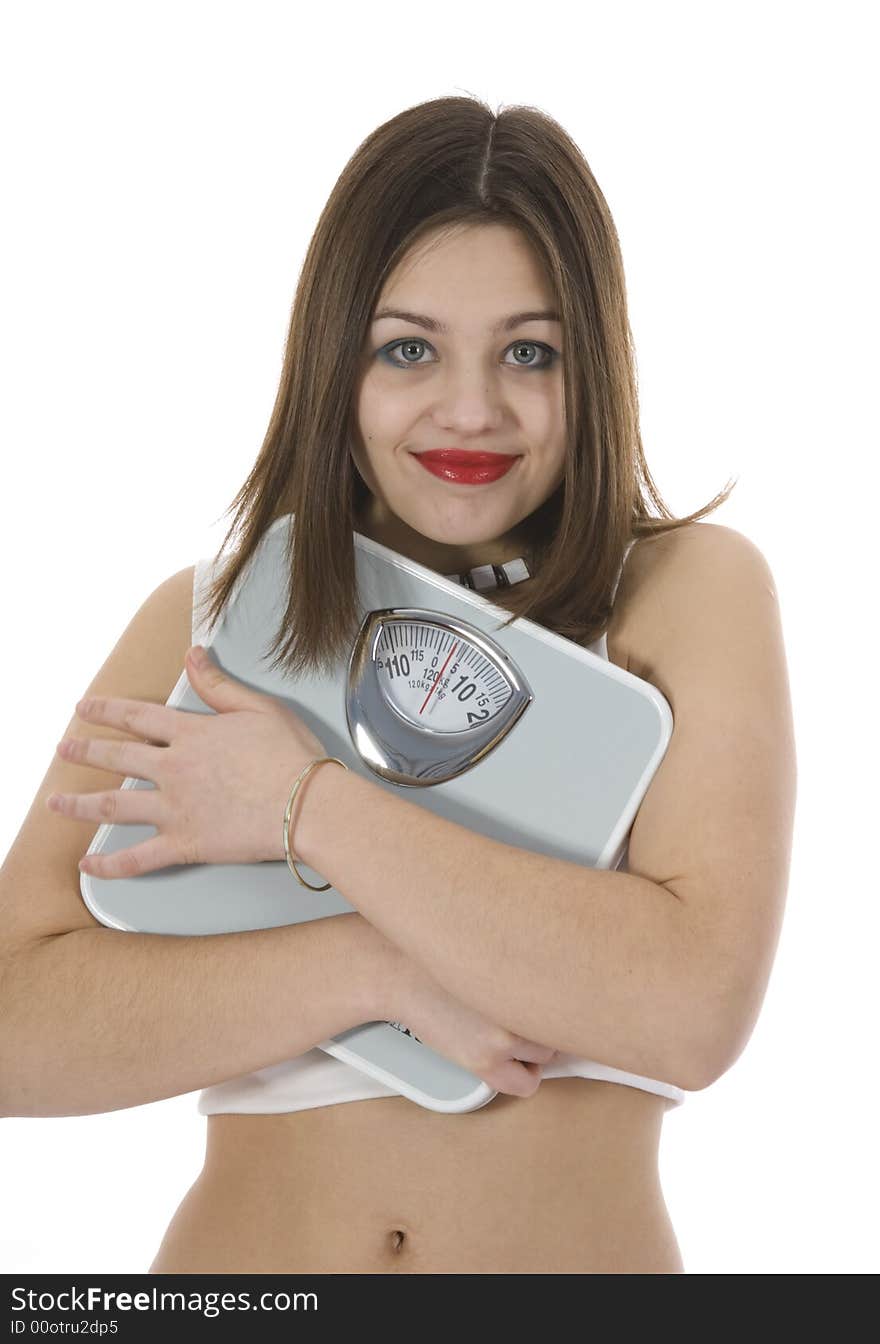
xmin=196 ymin=95 xmax=735 ymax=679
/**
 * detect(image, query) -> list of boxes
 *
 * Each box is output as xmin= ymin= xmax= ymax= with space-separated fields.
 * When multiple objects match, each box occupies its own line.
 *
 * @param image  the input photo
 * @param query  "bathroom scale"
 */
xmin=80 ymin=513 xmax=673 ymax=1114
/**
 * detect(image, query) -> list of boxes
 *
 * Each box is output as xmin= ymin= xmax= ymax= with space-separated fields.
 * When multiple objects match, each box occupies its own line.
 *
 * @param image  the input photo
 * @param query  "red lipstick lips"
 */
xmin=413 ymin=450 xmax=519 ymax=486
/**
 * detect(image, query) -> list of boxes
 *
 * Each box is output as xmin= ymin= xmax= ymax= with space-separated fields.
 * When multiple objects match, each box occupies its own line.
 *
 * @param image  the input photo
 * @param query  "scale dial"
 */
xmin=377 ymin=619 xmax=514 ymax=732
xmin=346 ymin=608 xmax=534 ymax=786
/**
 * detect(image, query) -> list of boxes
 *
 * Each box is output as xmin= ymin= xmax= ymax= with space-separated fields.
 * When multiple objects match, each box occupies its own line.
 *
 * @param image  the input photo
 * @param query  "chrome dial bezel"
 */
xmin=345 ymin=607 xmax=534 ymax=786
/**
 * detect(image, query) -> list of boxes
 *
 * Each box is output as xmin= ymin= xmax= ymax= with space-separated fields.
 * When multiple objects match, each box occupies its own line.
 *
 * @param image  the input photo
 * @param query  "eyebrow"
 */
xmin=371 ymin=307 xmax=561 ymax=334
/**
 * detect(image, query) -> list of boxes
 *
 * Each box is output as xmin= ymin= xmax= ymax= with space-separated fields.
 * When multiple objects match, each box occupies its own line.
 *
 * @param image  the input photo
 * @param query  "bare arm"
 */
xmin=293 ymin=525 xmax=797 ymax=1094
xmin=0 ymin=910 xmax=397 ymax=1118
xmin=0 ymin=564 xmax=398 ymax=1118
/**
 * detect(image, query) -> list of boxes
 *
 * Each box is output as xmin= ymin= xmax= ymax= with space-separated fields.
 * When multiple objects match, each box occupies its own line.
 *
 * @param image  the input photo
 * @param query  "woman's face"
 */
xmin=352 ymin=221 xmax=566 ymax=577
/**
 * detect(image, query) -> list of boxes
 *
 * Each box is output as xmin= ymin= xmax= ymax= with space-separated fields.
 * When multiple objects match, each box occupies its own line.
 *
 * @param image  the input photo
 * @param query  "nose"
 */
xmin=430 ymin=361 xmax=506 ymax=436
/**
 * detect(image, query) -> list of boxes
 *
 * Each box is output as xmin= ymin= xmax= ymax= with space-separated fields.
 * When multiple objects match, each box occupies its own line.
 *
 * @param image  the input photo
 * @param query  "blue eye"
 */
xmin=379 ymin=338 xmax=558 ymax=371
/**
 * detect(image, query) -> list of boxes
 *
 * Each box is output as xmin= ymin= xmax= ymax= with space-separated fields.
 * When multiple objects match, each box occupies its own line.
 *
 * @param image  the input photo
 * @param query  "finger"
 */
xmin=517 ymin=1061 xmax=544 ymax=1096
xmin=512 ymin=1039 xmax=557 ymax=1064
xmin=76 ymin=695 xmax=182 ymax=746
xmin=495 ymin=1059 xmax=542 ymax=1098
xmin=78 ymin=833 xmax=179 ymax=879
xmin=57 ymin=733 xmax=165 ymax=780
xmin=47 ymin=785 xmax=164 ymax=828
xmin=185 ymin=646 xmax=268 ymax=712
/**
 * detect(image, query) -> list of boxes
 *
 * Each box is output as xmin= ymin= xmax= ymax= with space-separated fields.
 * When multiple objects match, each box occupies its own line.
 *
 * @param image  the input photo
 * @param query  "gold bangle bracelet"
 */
xmin=282 ymin=756 xmax=349 ymax=891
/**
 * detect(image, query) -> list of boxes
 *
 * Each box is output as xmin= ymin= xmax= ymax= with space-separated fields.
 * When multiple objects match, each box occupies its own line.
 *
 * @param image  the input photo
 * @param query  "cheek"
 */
xmin=358 ymin=366 xmax=412 ymax=422
xmin=513 ymin=376 xmax=564 ymax=433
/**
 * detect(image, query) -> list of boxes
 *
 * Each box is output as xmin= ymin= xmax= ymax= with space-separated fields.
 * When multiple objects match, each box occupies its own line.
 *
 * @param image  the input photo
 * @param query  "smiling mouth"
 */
xmin=412 ymin=453 xmax=520 ymax=485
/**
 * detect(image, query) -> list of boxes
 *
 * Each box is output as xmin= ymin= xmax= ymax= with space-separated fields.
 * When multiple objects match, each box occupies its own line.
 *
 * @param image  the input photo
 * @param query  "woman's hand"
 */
xmin=47 ymin=644 xmax=329 ymax=877
xmin=381 ymin=942 xmax=559 ymax=1099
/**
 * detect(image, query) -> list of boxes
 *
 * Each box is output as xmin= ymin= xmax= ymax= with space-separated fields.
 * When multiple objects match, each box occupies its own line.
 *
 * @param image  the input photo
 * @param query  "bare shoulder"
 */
xmin=0 ymin=564 xmax=197 ymax=950
xmin=613 ymin=522 xmax=776 ymax=681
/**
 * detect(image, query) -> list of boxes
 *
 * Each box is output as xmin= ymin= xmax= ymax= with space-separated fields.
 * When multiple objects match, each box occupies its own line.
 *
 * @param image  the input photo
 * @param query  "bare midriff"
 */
xmin=148 ymin=1076 xmax=684 ymax=1274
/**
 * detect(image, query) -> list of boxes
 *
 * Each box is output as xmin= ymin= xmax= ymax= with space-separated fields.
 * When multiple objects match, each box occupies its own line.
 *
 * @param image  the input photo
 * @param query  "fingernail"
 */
xmin=189 ymin=645 xmax=207 ymax=666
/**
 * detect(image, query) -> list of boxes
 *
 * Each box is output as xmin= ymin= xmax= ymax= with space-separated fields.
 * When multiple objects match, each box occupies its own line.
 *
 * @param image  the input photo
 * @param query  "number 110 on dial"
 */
xmin=375 ymin=619 xmax=515 ymax=734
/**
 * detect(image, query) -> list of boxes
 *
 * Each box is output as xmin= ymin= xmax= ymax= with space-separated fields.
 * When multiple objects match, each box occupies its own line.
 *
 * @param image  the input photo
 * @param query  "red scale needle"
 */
xmin=419 ymin=640 xmax=460 ymax=716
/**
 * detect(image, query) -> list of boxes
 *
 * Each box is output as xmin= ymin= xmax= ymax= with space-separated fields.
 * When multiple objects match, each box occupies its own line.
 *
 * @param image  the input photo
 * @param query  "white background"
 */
xmin=1 ymin=0 xmax=877 ymax=1275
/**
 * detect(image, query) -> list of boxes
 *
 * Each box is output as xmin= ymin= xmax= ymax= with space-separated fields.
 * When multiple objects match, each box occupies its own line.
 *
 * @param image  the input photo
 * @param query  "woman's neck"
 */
xmin=352 ymin=497 xmax=535 ymax=581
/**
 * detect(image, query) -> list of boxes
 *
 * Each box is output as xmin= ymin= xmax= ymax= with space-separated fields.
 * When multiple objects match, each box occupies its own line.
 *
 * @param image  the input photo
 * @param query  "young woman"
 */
xmin=0 ymin=96 xmax=796 ymax=1273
